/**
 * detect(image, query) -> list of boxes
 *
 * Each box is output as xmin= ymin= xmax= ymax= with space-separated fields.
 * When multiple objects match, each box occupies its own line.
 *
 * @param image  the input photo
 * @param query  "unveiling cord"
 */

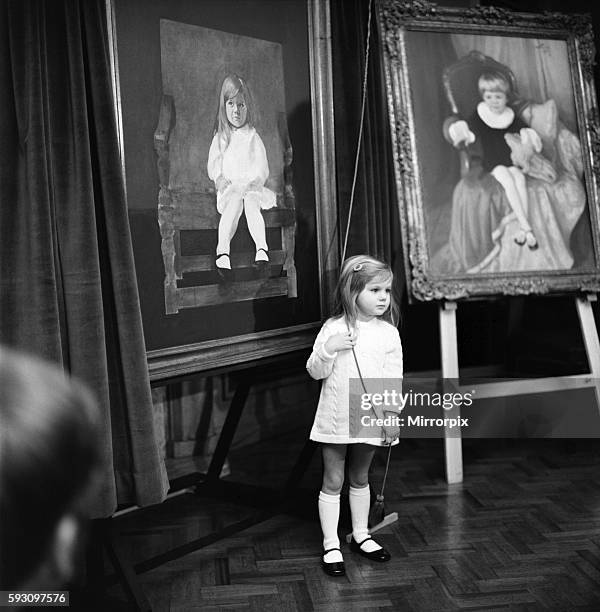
xmin=341 ymin=0 xmax=372 ymax=263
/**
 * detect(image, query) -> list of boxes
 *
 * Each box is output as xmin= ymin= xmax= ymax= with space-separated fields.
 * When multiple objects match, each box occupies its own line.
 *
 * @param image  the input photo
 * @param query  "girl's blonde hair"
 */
xmin=333 ymin=254 xmax=399 ymax=328
xmin=214 ymin=73 xmax=256 ymax=149
xmin=478 ymin=71 xmax=511 ymax=98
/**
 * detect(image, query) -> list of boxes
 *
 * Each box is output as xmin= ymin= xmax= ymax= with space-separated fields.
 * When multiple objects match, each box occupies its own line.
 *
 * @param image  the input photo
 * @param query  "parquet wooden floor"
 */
xmin=78 ymin=437 xmax=600 ymax=611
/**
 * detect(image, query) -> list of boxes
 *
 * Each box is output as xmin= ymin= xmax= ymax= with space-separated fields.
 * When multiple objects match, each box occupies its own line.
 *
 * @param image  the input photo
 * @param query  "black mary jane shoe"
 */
xmin=321 ymin=548 xmax=345 ymax=577
xmin=350 ymin=536 xmax=391 ymax=562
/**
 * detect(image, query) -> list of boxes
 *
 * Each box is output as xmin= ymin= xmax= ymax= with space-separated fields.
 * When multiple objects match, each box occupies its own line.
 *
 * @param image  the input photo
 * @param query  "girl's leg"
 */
xmin=491 ymin=166 xmax=536 ymax=247
xmin=216 ymin=195 xmax=244 ymax=268
xmin=348 ymin=444 xmax=383 ymax=553
xmin=508 ymin=166 xmax=537 ymax=248
xmin=243 ymin=198 xmax=269 ymax=260
xmin=320 ymin=444 xmax=346 ymax=563
xmin=508 ymin=166 xmax=529 ymax=216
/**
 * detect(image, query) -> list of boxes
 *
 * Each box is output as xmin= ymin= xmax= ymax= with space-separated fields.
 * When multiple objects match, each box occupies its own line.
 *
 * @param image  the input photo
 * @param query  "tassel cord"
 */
xmin=351 ymin=343 xmax=394 ymax=501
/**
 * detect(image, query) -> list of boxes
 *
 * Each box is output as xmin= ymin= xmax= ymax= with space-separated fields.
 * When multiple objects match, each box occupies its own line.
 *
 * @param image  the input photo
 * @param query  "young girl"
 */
xmin=448 ymin=71 xmax=541 ymax=250
xmin=306 ymin=254 xmax=403 ymax=577
xmin=207 ymin=74 xmax=276 ymax=274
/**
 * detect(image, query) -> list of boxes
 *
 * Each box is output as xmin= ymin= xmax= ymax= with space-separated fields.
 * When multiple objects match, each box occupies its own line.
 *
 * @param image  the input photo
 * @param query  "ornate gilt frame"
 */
xmin=377 ymin=0 xmax=600 ymax=302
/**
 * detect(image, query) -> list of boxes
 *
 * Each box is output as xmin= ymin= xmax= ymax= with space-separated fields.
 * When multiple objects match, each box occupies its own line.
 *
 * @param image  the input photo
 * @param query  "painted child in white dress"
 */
xmin=207 ymin=74 xmax=276 ymax=274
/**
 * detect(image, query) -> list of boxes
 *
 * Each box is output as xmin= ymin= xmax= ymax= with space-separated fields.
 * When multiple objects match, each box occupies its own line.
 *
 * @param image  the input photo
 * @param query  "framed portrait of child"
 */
xmin=377 ymin=0 xmax=600 ymax=302
xmin=107 ymin=0 xmax=337 ymax=379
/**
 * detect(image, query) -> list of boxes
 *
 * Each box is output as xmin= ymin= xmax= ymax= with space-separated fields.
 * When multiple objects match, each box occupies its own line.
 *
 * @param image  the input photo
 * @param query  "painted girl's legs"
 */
xmin=491 ymin=166 xmax=537 ymax=249
xmin=491 ymin=166 xmax=530 ymax=230
xmin=508 ymin=166 xmax=537 ymax=249
xmin=216 ymin=195 xmax=244 ymax=269
xmin=320 ymin=444 xmax=346 ymax=565
xmin=508 ymin=166 xmax=528 ymax=216
xmin=243 ymin=198 xmax=269 ymax=261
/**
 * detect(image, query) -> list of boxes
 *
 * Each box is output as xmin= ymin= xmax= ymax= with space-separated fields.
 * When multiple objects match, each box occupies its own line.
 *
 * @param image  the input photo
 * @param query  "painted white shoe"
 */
xmin=216 ymin=254 xmax=231 ymax=270
xmin=525 ymin=230 xmax=538 ymax=250
xmin=514 ymin=229 xmax=526 ymax=246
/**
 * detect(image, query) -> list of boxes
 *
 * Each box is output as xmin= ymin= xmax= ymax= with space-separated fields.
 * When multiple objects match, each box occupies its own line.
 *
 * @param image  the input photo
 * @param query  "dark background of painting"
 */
xmin=114 ymin=0 xmax=320 ymax=352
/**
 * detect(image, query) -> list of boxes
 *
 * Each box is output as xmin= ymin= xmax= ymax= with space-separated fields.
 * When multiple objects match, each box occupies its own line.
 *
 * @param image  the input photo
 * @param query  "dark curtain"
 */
xmin=0 ymin=0 xmax=168 ymax=516
xmin=331 ymin=0 xmax=405 ymax=299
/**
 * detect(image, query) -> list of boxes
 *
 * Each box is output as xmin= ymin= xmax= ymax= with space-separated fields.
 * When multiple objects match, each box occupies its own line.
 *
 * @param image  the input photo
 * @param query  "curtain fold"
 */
xmin=331 ymin=0 xmax=405 ymax=299
xmin=0 ymin=0 xmax=168 ymax=516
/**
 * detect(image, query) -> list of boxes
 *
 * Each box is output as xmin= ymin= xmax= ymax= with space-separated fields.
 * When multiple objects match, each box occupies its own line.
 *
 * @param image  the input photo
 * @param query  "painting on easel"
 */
xmin=109 ymin=0 xmax=337 ymax=379
xmin=377 ymin=0 xmax=600 ymax=302
xmin=156 ymin=20 xmax=297 ymax=314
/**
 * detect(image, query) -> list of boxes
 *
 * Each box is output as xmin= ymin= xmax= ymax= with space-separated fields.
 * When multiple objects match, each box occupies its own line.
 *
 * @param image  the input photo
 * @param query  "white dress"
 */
xmin=207 ymin=125 xmax=276 ymax=213
xmin=306 ymin=316 xmax=403 ymax=446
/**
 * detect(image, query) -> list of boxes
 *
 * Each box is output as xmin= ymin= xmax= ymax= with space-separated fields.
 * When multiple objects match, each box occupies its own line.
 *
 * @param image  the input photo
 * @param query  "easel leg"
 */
xmin=205 ymin=379 xmax=250 ymax=482
xmin=439 ymin=301 xmax=463 ymax=484
xmin=576 ymin=294 xmax=600 ymax=374
xmin=575 ymin=294 xmax=600 ymax=407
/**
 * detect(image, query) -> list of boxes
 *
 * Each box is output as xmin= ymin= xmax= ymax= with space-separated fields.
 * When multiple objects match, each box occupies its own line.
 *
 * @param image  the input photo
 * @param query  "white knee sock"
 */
xmin=243 ymin=201 xmax=268 ymax=252
xmin=349 ymin=485 xmax=381 ymax=553
xmin=318 ymin=491 xmax=343 ymax=563
xmin=216 ymin=196 xmax=243 ymax=257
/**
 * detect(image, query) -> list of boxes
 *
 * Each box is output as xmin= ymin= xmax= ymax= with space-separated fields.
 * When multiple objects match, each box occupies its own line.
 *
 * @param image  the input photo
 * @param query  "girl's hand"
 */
xmin=216 ymin=175 xmax=231 ymax=193
xmin=324 ymin=331 xmax=357 ymax=354
xmin=448 ymin=120 xmax=475 ymax=148
xmin=382 ymin=424 xmax=400 ymax=445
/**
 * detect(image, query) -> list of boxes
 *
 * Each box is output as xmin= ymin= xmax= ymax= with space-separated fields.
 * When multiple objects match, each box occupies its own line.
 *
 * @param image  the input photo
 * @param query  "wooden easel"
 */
xmin=439 ymin=293 xmax=600 ymax=484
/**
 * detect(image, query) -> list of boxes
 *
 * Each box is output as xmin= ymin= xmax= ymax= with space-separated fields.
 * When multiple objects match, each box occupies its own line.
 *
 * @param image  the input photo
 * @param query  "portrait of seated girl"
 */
xmin=432 ymin=45 xmax=588 ymax=276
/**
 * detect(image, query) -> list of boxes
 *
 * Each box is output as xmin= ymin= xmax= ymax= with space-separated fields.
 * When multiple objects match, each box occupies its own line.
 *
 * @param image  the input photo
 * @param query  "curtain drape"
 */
xmin=0 ymin=0 xmax=168 ymax=516
xmin=331 ymin=0 xmax=405 ymax=299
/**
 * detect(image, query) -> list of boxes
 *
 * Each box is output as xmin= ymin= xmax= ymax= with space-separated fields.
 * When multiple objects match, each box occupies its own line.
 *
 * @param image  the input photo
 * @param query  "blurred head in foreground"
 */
xmin=0 ymin=346 xmax=101 ymax=590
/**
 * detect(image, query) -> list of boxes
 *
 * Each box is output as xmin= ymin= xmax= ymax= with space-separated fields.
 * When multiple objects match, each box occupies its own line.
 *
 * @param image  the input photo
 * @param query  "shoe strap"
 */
xmin=323 ymin=547 xmax=341 ymax=554
xmin=256 ymin=248 xmax=268 ymax=255
xmin=356 ymin=536 xmax=372 ymax=546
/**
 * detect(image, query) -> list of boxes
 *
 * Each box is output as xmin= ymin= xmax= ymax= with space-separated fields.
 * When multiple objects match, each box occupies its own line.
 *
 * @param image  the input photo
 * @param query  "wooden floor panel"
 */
xmin=81 ymin=437 xmax=600 ymax=610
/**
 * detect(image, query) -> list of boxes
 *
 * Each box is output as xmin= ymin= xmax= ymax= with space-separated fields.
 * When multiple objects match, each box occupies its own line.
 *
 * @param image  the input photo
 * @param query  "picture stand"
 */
xmin=438 ymin=293 xmax=600 ymax=484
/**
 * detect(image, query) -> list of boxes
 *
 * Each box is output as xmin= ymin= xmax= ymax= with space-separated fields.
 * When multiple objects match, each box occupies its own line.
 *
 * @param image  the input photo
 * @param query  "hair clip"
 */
xmin=352 ymin=263 xmax=363 ymax=272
